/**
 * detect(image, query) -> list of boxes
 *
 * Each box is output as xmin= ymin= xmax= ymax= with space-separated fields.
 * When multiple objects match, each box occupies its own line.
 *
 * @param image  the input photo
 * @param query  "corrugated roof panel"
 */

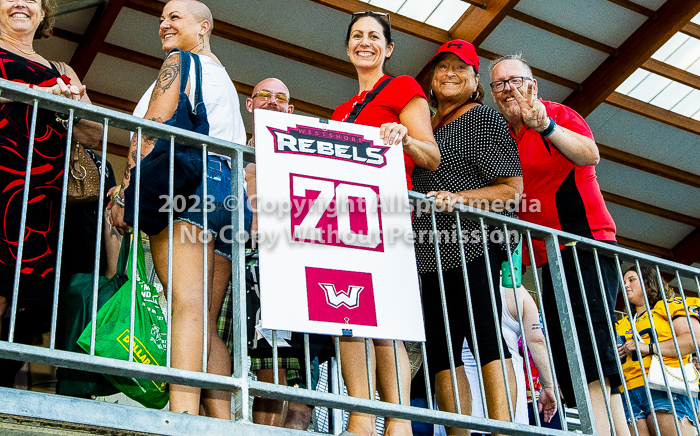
xmin=361 ymin=0 xmax=467 ymax=31
xmin=671 ymin=89 xmax=700 ymax=118
xmin=663 ymin=36 xmax=700 ymax=71
xmin=616 ymin=69 xmax=650 ymax=94
xmin=425 ymin=0 xmax=470 ymax=30
xmin=650 ymin=81 xmax=693 ymax=110
xmin=626 ymin=72 xmax=672 ymax=102
xmin=652 ymin=33 xmax=689 ymax=62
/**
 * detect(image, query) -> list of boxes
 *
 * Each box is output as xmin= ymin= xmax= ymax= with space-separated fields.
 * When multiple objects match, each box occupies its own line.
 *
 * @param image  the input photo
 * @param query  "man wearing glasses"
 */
xmin=220 ymin=78 xmax=325 ymax=430
xmin=489 ymin=55 xmax=624 ymax=436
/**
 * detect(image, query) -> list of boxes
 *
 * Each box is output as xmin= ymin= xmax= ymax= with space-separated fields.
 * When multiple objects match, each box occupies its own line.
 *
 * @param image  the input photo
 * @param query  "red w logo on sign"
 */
xmin=306 ymin=267 xmax=377 ymax=326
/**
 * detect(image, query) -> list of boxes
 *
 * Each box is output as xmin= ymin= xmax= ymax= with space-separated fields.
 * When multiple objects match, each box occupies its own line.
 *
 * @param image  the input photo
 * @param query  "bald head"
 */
xmin=168 ymin=0 xmax=213 ymax=36
xmin=246 ymin=78 xmax=293 ymax=143
xmin=247 ymin=78 xmax=293 ymax=117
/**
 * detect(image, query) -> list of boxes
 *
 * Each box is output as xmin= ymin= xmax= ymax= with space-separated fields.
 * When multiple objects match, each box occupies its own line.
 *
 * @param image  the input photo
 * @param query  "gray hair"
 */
xmin=489 ymin=53 xmax=533 ymax=78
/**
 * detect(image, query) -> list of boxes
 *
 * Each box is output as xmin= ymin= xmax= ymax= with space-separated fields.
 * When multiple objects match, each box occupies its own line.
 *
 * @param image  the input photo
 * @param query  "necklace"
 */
xmin=1 ymin=38 xmax=35 ymax=55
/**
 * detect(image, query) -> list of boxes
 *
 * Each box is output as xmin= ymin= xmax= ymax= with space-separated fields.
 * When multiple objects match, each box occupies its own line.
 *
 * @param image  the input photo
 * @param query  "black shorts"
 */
xmin=541 ymin=244 xmax=622 ymax=407
xmin=420 ymin=247 xmax=511 ymax=387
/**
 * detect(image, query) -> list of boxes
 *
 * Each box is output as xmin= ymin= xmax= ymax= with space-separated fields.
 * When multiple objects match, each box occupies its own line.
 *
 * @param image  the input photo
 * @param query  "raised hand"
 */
xmin=511 ymin=81 xmax=547 ymax=132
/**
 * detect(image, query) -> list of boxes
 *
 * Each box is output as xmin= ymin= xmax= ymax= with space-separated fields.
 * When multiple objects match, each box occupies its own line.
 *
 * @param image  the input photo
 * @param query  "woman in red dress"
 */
xmin=0 ymin=0 xmax=102 ymax=386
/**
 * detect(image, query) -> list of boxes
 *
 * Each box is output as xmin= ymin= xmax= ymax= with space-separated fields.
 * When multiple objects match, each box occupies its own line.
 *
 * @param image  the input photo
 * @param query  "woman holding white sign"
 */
xmin=411 ymin=40 xmax=523 ymax=436
xmin=332 ymin=10 xmax=440 ymax=436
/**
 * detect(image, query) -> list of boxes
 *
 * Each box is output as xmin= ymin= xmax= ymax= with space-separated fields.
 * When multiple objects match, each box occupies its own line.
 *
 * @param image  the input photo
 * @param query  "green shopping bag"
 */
xmin=77 ymin=235 xmax=169 ymax=409
xmin=57 ymin=236 xmax=131 ymax=398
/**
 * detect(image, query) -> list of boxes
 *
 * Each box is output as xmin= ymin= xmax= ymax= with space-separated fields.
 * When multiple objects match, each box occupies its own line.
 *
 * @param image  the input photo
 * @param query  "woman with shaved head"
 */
xmin=111 ymin=0 xmax=248 ymax=418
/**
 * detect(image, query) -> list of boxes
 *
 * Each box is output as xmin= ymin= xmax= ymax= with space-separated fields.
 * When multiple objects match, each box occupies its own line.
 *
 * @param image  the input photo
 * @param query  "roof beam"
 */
xmin=604 ymin=0 xmax=656 ymax=18
xmin=68 ymin=0 xmax=127 ymax=80
xmin=461 ymin=0 xmax=486 ymax=9
xmin=682 ymin=22 xmax=700 ymax=40
xmin=672 ymin=229 xmax=700 ymax=266
xmin=303 ymin=0 xmax=448 ymax=44
xmin=598 ymin=143 xmax=700 ymax=190
xmin=229 ymin=82 xmax=334 ymax=119
xmin=642 ymin=58 xmax=700 ymax=90
xmin=126 ymin=0 xmax=358 ymax=80
xmin=105 ymin=142 xmax=129 ymax=157
xmin=450 ymin=0 xmax=520 ymax=47
xmin=562 ymin=0 xmax=700 ymax=118
xmin=508 ymin=10 xmax=617 ymax=56
xmin=53 ymin=28 xmax=336 ymax=119
xmin=477 ymin=48 xmax=579 ymax=90
xmin=89 ymin=90 xmax=137 ymax=113
xmin=617 ymin=236 xmax=673 ymax=259
xmin=602 ymin=191 xmax=700 ymax=228
xmin=605 ymin=92 xmax=700 ymax=136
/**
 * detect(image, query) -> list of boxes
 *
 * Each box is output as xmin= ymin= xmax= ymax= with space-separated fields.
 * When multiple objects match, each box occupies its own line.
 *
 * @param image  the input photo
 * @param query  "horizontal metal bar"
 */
xmin=249 ymin=381 xmax=570 ymax=436
xmin=0 ymin=81 xmax=255 ymax=161
xmin=408 ymin=191 xmax=700 ymax=276
xmin=0 ymin=387 xmax=296 ymax=436
xmin=0 ymin=341 xmax=243 ymax=393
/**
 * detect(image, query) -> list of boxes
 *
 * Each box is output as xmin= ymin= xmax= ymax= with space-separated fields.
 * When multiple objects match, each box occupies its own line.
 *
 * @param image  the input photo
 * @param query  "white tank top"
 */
xmin=132 ymin=52 xmax=247 ymax=156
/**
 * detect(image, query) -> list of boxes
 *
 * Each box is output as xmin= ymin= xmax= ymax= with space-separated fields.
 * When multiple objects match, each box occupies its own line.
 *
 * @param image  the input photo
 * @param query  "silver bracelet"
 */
xmin=114 ymin=192 xmax=125 ymax=208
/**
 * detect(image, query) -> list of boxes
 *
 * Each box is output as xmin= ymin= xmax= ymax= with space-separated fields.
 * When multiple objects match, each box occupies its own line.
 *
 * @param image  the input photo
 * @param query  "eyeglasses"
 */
xmin=252 ymin=90 xmax=290 ymax=103
xmin=489 ymin=76 xmax=532 ymax=93
xmin=351 ymin=10 xmax=391 ymax=28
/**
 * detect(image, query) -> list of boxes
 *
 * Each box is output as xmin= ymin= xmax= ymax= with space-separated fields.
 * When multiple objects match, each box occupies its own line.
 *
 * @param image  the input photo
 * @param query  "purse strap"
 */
xmin=115 ymin=234 xmax=132 ymax=276
xmin=49 ymin=60 xmax=68 ymax=76
xmin=346 ymin=76 xmax=393 ymax=123
xmin=652 ymin=354 xmax=700 ymax=384
xmin=168 ymin=49 xmax=204 ymax=115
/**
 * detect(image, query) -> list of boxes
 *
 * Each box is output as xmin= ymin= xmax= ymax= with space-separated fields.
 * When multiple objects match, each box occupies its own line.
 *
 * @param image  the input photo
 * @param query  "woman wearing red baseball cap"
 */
xmin=411 ymin=39 xmax=524 ymax=435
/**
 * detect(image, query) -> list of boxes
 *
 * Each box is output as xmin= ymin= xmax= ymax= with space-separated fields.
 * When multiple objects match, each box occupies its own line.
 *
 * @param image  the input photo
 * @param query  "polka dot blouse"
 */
xmin=412 ymin=105 xmax=522 ymax=273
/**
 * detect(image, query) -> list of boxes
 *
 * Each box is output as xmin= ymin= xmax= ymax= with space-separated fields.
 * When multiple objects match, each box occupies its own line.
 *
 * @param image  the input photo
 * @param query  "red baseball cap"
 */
xmin=430 ymin=39 xmax=480 ymax=72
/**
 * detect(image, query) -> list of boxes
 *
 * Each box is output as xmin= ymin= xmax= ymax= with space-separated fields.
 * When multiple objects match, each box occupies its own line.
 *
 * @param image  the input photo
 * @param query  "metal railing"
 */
xmin=0 ymin=80 xmax=699 ymax=436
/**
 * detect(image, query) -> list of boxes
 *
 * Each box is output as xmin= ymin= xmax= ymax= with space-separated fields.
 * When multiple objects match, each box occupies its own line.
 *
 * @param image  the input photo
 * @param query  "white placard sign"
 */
xmin=254 ymin=109 xmax=425 ymax=341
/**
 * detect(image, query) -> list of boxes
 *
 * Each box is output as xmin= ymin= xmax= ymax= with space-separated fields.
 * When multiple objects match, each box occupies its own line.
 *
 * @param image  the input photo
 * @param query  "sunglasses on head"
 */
xmin=252 ymin=90 xmax=290 ymax=103
xmin=352 ymin=10 xmax=391 ymax=28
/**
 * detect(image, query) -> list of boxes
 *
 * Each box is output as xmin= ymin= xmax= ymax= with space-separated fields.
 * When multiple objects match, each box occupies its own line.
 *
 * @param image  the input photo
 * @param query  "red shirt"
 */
xmin=511 ymin=100 xmax=616 ymax=267
xmin=332 ymin=75 xmax=426 ymax=190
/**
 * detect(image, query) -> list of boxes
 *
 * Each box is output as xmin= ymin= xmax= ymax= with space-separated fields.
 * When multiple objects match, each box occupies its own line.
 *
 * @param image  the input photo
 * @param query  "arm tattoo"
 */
xmin=151 ymin=55 xmax=180 ymax=102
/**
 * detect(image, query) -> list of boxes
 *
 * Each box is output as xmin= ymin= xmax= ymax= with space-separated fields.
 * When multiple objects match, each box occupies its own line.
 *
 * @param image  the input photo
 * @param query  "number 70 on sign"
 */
xmin=289 ymin=174 xmax=384 ymax=252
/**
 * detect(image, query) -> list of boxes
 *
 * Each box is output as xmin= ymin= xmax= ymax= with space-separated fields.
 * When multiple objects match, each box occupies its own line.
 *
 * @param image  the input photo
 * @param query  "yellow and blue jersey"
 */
xmin=615 ymin=298 xmax=699 ymax=390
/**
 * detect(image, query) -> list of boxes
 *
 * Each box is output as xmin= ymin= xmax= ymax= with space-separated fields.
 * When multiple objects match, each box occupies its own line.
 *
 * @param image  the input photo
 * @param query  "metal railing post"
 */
xmin=230 ymin=149 xmax=248 ymax=421
xmin=544 ymin=234 xmax=595 ymax=434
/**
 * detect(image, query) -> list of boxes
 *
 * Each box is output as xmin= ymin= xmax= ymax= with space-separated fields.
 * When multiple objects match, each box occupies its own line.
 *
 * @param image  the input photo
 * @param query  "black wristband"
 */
xmin=540 ymin=116 xmax=556 ymax=137
xmin=649 ymin=343 xmax=653 ymax=355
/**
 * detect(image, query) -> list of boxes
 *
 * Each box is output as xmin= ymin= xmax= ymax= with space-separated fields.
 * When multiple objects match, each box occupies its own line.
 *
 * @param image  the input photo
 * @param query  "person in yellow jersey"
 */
xmin=617 ymin=266 xmax=700 ymax=436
